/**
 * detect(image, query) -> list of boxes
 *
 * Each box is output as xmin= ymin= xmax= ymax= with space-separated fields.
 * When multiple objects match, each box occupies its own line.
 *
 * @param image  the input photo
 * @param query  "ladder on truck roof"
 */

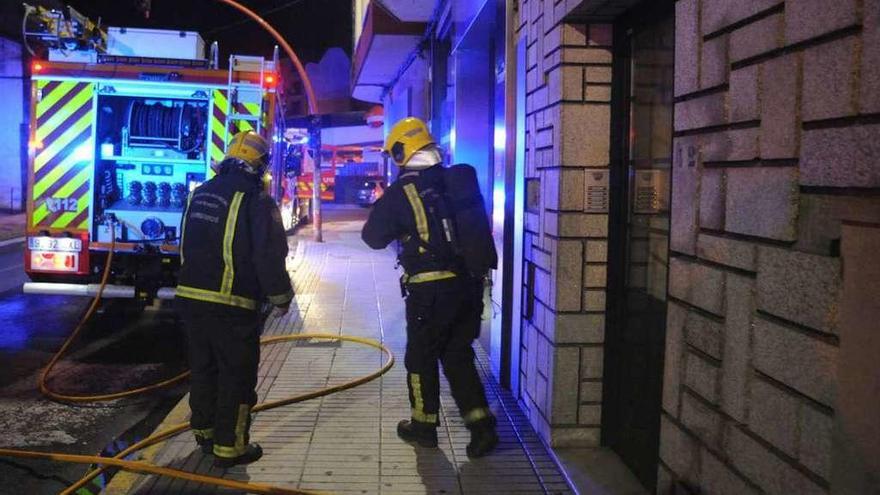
xmin=223 ymin=54 xmax=267 ymax=148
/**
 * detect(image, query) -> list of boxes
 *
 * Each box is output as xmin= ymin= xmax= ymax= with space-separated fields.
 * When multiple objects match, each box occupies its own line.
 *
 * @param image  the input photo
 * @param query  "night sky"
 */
xmin=8 ymin=0 xmax=353 ymax=65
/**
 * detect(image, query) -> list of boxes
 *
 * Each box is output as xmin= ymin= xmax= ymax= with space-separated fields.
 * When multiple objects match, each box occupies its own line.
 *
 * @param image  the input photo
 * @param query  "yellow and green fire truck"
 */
xmin=21 ymin=7 xmax=299 ymax=301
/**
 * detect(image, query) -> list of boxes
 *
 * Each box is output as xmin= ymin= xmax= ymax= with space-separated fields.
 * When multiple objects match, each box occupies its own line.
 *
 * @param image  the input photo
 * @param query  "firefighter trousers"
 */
xmin=404 ymin=277 xmax=493 ymax=428
xmin=180 ymin=301 xmax=260 ymax=458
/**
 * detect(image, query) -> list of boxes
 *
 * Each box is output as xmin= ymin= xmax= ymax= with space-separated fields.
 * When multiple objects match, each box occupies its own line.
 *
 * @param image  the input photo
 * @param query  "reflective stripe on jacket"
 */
xmin=177 ymin=170 xmax=293 ymax=310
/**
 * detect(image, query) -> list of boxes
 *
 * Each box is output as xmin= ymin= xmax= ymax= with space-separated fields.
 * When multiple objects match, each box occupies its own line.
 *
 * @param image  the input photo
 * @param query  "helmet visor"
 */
xmin=388 ymin=142 xmax=405 ymax=165
xmin=254 ymin=152 xmax=271 ymax=171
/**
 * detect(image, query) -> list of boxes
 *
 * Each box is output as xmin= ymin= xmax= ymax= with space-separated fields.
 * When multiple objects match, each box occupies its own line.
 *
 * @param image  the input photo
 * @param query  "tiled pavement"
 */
xmin=119 ymin=215 xmax=575 ymax=494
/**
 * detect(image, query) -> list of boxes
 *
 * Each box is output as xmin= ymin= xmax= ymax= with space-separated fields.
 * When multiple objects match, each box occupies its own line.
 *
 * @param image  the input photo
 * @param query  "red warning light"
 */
xmin=32 ymin=62 xmax=43 ymax=73
xmin=264 ymin=74 xmax=276 ymax=87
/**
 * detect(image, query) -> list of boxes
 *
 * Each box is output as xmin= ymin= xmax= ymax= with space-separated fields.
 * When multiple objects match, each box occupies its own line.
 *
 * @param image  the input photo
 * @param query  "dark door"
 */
xmin=603 ymin=2 xmax=674 ymax=491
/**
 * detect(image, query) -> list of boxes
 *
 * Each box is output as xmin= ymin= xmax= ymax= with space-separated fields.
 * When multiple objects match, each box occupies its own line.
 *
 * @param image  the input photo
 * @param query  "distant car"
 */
xmin=356 ymin=179 xmax=385 ymax=207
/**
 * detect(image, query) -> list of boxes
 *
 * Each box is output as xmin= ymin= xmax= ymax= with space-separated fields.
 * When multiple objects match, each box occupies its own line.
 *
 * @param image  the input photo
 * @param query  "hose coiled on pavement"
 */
xmin=37 ymin=224 xmax=192 ymax=403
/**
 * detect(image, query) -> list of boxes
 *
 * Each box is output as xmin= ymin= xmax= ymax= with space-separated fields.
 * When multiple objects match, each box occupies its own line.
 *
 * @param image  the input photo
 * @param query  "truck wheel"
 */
xmin=297 ymin=199 xmax=311 ymax=225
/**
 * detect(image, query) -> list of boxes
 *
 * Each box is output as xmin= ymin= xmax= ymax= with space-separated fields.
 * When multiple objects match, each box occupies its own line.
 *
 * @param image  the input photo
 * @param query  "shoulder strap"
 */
xmin=398 ymin=173 xmax=460 ymax=261
xmin=402 ymin=182 xmax=431 ymax=253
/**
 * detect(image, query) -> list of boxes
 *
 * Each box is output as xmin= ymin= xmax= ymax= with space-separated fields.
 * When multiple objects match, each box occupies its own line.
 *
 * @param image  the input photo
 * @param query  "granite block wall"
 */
xmin=516 ymin=0 xmax=613 ymax=447
xmin=658 ymin=0 xmax=880 ymax=493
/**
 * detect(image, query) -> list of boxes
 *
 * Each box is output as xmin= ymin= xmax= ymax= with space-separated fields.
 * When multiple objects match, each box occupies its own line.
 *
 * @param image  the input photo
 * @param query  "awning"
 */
xmin=376 ymin=0 xmax=436 ymax=23
xmin=351 ymin=1 xmax=426 ymax=103
xmin=568 ymin=0 xmax=644 ymax=20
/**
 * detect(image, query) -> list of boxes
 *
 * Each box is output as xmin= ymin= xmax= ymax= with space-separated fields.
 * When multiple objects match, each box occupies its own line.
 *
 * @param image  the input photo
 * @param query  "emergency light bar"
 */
xmin=98 ymin=54 xmax=210 ymax=69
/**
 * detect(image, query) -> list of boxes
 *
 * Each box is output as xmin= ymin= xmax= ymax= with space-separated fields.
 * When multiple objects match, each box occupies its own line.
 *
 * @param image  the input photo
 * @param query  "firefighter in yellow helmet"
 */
xmin=362 ymin=117 xmax=499 ymax=457
xmin=382 ymin=116 xmax=439 ymax=167
xmin=177 ymin=130 xmax=293 ymax=468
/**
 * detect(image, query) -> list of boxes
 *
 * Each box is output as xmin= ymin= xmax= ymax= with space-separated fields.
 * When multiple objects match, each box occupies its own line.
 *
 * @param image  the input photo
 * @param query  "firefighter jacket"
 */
xmin=362 ymin=165 xmax=464 ymax=284
xmin=177 ymin=170 xmax=293 ymax=311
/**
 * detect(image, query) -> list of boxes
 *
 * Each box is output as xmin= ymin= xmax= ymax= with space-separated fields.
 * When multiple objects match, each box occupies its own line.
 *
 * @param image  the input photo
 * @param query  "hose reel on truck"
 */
xmin=125 ymin=99 xmax=205 ymax=153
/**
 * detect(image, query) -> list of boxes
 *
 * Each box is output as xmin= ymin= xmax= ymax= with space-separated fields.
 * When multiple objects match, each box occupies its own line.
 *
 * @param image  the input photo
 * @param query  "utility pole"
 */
xmin=309 ymin=116 xmax=322 ymax=242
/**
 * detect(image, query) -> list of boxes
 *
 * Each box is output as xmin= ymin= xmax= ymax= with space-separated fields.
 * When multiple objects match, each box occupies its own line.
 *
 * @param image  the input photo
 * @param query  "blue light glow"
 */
xmin=0 ymin=298 xmax=34 ymax=350
xmin=492 ymin=185 xmax=505 ymax=225
xmin=494 ymin=126 xmax=506 ymax=150
xmin=101 ymin=143 xmax=114 ymax=158
xmin=72 ymin=141 xmax=94 ymax=162
xmin=0 ymin=323 xmax=27 ymax=350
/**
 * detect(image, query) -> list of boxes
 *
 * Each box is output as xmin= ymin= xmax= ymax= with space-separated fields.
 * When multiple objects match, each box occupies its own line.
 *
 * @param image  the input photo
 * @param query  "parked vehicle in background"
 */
xmin=356 ymin=179 xmax=385 ymax=207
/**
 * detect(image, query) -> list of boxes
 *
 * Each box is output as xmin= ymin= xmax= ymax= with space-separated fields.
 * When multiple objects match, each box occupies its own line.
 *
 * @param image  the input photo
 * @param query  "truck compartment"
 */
xmin=92 ymin=93 xmax=209 ymax=244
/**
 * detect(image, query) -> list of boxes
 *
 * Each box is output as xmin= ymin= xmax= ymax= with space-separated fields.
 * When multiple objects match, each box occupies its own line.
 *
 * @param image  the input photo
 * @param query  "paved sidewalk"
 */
xmin=118 ymin=218 xmax=574 ymax=494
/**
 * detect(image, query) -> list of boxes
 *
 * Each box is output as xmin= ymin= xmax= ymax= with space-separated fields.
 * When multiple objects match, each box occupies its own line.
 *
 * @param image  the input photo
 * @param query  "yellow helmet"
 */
xmin=384 ymin=117 xmax=436 ymax=167
xmin=226 ymin=131 xmax=270 ymax=169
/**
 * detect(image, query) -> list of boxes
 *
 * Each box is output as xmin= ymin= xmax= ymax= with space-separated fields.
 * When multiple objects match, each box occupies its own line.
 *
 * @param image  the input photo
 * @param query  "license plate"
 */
xmin=28 ymin=236 xmax=82 ymax=252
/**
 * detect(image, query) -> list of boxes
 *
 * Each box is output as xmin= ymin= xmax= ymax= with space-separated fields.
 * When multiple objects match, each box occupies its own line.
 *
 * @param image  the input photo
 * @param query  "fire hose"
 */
xmin=0 ymin=220 xmax=394 ymax=495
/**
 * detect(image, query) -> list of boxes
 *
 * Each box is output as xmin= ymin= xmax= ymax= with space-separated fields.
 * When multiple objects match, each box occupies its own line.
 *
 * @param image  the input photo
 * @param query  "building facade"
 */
xmin=353 ymin=0 xmax=880 ymax=493
xmin=0 ymin=36 xmax=26 ymax=212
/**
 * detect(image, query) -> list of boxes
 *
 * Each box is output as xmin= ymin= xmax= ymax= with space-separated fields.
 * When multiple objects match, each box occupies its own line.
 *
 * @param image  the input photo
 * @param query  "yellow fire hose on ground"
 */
xmin=0 ymin=224 xmax=395 ymax=495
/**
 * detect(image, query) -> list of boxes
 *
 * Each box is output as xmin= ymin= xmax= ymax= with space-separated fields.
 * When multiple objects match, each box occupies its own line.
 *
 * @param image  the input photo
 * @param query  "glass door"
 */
xmin=603 ymin=2 xmax=674 ymax=491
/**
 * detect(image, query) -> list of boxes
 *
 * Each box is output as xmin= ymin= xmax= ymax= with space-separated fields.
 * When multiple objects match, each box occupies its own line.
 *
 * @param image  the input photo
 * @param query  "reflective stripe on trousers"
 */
xmin=213 ymin=404 xmax=251 ymax=458
xmin=463 ymin=407 xmax=492 ymax=425
xmin=409 ymin=373 xmax=438 ymax=424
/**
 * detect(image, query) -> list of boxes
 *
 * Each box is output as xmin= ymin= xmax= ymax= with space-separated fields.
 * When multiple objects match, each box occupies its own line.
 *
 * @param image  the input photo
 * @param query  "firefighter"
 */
xmin=176 ymin=130 xmax=293 ymax=468
xmin=361 ymin=117 xmax=499 ymax=458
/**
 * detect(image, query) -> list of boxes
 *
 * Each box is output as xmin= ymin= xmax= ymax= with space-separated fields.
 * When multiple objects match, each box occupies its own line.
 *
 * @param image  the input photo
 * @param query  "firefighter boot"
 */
xmin=466 ymin=419 xmax=499 ymax=458
xmin=397 ymin=420 xmax=438 ymax=448
xmin=213 ymin=443 xmax=263 ymax=468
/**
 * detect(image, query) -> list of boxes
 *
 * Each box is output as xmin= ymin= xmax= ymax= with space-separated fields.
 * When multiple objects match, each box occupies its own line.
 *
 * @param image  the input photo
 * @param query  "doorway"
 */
xmin=602 ymin=1 xmax=674 ymax=491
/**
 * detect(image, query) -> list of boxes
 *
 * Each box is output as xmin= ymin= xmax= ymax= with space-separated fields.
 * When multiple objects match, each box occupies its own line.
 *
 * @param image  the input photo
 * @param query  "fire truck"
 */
xmin=20 ymin=4 xmax=303 ymax=302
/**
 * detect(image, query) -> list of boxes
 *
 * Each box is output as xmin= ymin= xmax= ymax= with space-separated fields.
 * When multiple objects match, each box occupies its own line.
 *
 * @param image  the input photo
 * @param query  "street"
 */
xmin=0 ymin=241 xmax=28 ymax=295
xmin=0 ymin=242 xmax=189 ymax=494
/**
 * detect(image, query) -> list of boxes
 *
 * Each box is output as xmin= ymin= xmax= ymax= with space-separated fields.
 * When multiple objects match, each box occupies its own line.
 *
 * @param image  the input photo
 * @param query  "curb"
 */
xmin=102 ymin=394 xmax=192 ymax=495
xmin=0 ymin=237 xmax=25 ymax=254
